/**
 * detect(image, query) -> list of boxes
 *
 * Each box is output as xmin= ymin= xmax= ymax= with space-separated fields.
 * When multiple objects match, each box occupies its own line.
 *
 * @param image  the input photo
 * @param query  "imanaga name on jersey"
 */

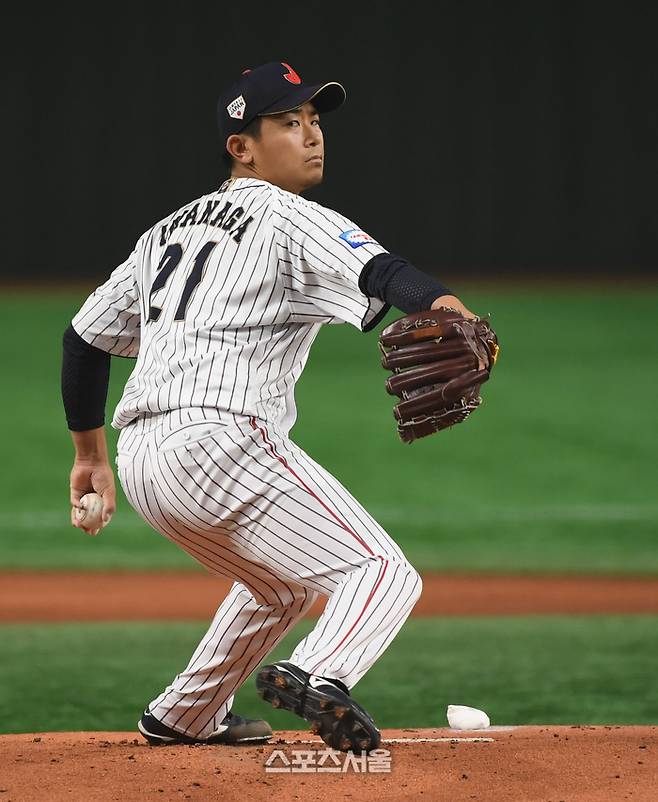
xmin=159 ymin=200 xmax=254 ymax=246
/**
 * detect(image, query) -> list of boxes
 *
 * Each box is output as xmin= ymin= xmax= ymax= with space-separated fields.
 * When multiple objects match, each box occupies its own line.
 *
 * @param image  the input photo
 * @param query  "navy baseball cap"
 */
xmin=217 ymin=61 xmax=346 ymax=142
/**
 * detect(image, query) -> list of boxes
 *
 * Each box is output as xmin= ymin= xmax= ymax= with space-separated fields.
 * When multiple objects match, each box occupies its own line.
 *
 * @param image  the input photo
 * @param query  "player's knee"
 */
xmin=400 ymin=563 xmax=422 ymax=607
xmin=379 ymin=557 xmax=422 ymax=608
xmin=409 ymin=567 xmax=423 ymax=604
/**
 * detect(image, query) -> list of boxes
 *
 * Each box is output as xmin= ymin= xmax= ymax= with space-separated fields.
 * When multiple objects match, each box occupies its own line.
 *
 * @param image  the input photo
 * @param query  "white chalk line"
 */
xmin=385 ymin=737 xmax=495 ymax=743
xmin=1 ymin=502 xmax=657 ymax=532
xmin=285 ymin=737 xmax=495 ymax=745
xmin=371 ymin=503 xmax=658 ymax=525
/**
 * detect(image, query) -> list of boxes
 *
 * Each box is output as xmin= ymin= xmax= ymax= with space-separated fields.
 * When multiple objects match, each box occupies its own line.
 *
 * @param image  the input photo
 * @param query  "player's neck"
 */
xmin=230 ymin=166 xmax=303 ymax=195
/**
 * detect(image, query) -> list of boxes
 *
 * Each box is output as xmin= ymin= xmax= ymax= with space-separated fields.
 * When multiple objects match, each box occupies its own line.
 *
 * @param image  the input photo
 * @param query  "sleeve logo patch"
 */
xmin=227 ymin=95 xmax=246 ymax=120
xmin=338 ymin=229 xmax=378 ymax=248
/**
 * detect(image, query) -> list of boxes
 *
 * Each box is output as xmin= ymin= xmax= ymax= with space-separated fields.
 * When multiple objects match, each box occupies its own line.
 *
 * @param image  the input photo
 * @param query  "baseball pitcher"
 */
xmin=61 ymin=61 xmax=497 ymax=753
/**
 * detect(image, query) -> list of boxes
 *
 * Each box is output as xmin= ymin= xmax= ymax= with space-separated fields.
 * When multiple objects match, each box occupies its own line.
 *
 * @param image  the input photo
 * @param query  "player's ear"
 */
xmin=226 ymin=134 xmax=254 ymax=165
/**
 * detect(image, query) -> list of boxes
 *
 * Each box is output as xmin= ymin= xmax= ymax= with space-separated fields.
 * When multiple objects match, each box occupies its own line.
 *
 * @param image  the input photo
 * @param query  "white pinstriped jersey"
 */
xmin=72 ymin=177 xmax=390 ymax=434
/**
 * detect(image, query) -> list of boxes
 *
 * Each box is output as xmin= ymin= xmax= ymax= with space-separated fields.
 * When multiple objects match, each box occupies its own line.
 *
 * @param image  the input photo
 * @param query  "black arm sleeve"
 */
xmin=61 ymin=324 xmax=111 ymax=431
xmin=358 ymin=253 xmax=452 ymax=314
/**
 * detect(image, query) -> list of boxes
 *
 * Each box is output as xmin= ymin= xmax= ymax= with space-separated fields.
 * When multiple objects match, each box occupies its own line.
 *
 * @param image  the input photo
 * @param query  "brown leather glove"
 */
xmin=378 ymin=308 xmax=500 ymax=443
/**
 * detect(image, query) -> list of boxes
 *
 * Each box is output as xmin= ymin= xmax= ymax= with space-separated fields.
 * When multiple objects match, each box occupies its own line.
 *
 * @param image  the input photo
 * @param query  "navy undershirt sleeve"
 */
xmin=358 ymin=253 xmax=452 ymax=314
xmin=61 ymin=324 xmax=111 ymax=431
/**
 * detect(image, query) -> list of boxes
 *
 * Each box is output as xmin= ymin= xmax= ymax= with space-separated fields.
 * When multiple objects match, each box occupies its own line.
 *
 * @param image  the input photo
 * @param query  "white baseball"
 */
xmin=75 ymin=492 xmax=105 ymax=535
xmin=446 ymin=704 xmax=491 ymax=730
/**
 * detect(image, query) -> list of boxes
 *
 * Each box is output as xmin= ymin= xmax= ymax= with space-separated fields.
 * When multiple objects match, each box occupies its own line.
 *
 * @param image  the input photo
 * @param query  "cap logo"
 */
xmin=282 ymin=62 xmax=302 ymax=85
xmin=227 ymin=94 xmax=246 ymax=120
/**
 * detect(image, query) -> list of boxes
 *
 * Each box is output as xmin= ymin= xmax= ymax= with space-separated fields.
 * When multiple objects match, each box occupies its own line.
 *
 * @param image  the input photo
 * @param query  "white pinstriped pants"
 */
xmin=116 ymin=408 xmax=422 ymax=740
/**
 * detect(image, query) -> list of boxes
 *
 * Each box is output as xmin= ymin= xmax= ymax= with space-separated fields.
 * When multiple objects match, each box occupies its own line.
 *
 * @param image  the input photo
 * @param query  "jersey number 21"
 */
xmin=147 ymin=241 xmax=217 ymax=323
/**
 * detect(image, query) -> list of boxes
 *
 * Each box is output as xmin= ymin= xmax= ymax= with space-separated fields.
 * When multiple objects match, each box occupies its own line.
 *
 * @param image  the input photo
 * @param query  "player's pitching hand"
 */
xmin=69 ymin=460 xmax=116 ymax=535
xmin=430 ymin=294 xmax=478 ymax=320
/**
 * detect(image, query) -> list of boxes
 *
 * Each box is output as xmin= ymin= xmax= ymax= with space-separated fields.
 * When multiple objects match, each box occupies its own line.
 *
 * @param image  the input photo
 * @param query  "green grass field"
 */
xmin=1 ymin=284 xmax=656 ymax=573
xmin=2 ymin=615 xmax=657 ymax=734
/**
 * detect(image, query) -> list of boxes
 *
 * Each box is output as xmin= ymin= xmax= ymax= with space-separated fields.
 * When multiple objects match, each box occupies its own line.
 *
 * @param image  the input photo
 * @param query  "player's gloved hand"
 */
xmin=378 ymin=302 xmax=500 ymax=443
xmin=69 ymin=459 xmax=116 ymax=532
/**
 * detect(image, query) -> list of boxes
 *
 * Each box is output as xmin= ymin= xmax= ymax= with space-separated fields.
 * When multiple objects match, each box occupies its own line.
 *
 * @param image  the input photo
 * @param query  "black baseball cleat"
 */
xmin=137 ymin=708 xmax=273 ymax=745
xmin=255 ymin=661 xmax=381 ymax=753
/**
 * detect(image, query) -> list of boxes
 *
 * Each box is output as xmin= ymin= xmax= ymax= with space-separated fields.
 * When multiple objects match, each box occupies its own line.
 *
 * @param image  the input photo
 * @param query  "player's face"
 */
xmin=247 ymin=103 xmax=324 ymax=194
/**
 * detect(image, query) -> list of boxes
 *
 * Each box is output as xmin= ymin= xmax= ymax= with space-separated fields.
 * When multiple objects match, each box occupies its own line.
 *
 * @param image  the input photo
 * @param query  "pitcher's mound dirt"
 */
xmin=1 ymin=726 xmax=655 ymax=802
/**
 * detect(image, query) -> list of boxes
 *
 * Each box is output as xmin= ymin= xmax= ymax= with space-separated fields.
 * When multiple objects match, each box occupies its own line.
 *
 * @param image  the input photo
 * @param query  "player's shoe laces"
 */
xmin=137 ymin=708 xmax=272 ymax=745
xmin=255 ymin=660 xmax=381 ymax=753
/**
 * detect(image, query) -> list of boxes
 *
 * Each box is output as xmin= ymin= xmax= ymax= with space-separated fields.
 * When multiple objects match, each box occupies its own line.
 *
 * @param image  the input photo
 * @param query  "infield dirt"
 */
xmin=1 ymin=726 xmax=656 ymax=801
xmin=3 ymin=572 xmax=658 ymax=621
